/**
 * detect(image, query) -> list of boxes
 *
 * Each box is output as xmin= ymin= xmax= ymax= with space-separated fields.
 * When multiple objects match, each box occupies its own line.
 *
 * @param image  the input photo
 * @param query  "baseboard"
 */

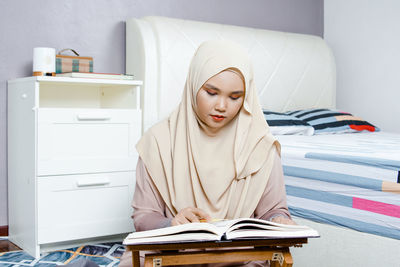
xmin=0 ymin=225 xmax=8 ymax=236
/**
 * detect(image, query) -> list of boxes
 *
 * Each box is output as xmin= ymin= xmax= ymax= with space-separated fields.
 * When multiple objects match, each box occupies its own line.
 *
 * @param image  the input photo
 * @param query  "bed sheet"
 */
xmin=276 ymin=132 xmax=400 ymax=239
xmin=277 ymin=132 xmax=400 ymax=186
xmin=277 ymin=132 xmax=400 ymax=166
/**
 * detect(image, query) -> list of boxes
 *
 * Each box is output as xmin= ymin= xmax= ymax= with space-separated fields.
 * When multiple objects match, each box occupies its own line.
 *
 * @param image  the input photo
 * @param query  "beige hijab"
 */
xmin=136 ymin=40 xmax=279 ymax=219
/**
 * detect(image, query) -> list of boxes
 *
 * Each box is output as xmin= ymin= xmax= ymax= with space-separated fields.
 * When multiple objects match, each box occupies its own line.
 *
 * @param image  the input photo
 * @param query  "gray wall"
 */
xmin=0 ymin=0 xmax=323 ymax=227
xmin=325 ymin=0 xmax=400 ymax=133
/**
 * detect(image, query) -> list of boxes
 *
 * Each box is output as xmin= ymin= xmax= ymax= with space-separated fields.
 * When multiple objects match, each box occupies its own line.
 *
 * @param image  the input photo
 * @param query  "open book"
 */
xmin=123 ymin=218 xmax=319 ymax=245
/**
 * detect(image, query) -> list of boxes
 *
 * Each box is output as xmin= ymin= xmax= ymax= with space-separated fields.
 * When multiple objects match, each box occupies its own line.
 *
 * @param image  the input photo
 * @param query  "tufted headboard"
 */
xmin=126 ymin=16 xmax=336 ymax=132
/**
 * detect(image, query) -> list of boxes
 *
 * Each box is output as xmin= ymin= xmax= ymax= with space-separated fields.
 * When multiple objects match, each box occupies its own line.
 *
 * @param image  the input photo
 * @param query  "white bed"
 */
xmin=126 ymin=16 xmax=399 ymax=266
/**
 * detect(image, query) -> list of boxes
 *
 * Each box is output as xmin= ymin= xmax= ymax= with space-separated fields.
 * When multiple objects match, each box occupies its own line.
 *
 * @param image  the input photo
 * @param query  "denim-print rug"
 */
xmin=0 ymin=238 xmax=123 ymax=267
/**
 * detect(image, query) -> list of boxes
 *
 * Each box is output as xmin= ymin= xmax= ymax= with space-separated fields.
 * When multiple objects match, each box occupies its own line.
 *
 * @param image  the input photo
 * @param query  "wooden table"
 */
xmin=127 ymin=238 xmax=307 ymax=267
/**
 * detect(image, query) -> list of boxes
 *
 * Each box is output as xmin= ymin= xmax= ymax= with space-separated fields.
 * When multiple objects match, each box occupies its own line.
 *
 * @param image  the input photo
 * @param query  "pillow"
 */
xmin=263 ymin=110 xmax=314 ymax=135
xmin=286 ymin=108 xmax=380 ymax=134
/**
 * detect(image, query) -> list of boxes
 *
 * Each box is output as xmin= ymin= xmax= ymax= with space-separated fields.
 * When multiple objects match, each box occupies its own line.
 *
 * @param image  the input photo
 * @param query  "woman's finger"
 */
xmin=271 ymin=216 xmax=297 ymax=225
xmin=172 ymin=207 xmax=212 ymax=225
xmin=177 ymin=213 xmax=191 ymax=224
xmin=192 ymin=208 xmax=212 ymax=222
xmin=184 ymin=210 xmax=201 ymax=223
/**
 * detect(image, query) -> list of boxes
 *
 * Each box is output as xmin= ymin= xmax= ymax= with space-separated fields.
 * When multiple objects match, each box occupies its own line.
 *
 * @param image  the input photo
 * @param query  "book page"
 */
xmin=222 ymin=218 xmax=319 ymax=239
xmin=225 ymin=228 xmax=320 ymax=240
xmin=123 ymin=232 xmax=219 ymax=245
xmin=125 ymin=222 xmax=223 ymax=240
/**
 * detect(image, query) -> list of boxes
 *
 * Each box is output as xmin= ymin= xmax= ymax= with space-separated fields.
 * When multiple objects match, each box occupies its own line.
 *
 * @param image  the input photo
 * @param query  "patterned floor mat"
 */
xmin=0 ymin=238 xmax=124 ymax=267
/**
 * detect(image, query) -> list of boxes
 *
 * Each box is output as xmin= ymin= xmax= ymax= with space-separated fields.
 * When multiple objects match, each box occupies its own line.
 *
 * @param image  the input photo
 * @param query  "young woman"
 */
xmin=118 ymin=40 xmax=294 ymax=267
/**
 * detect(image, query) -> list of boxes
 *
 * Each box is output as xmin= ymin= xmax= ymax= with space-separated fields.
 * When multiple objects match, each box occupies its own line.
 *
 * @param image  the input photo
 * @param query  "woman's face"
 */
xmin=196 ymin=70 xmax=245 ymax=134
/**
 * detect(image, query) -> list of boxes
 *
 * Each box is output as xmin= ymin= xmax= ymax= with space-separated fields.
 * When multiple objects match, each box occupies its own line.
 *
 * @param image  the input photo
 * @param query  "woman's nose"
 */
xmin=215 ymin=97 xmax=227 ymax=112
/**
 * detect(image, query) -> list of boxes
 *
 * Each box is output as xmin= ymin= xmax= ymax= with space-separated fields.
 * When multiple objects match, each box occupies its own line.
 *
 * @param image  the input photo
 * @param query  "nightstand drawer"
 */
xmin=37 ymin=171 xmax=135 ymax=244
xmin=37 ymin=108 xmax=141 ymax=176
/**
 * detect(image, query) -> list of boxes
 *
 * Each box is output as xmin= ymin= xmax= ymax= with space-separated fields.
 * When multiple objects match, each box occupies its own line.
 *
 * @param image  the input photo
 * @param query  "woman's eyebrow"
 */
xmin=204 ymin=84 xmax=244 ymax=95
xmin=203 ymin=83 xmax=220 ymax=91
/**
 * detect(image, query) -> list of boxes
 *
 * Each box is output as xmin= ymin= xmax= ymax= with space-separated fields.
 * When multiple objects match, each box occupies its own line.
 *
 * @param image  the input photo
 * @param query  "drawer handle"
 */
xmin=77 ymin=114 xmax=111 ymax=121
xmin=76 ymin=179 xmax=110 ymax=187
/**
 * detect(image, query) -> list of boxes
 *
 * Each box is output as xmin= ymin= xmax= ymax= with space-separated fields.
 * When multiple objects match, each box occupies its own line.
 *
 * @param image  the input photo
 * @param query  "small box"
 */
xmin=55 ymin=49 xmax=93 ymax=73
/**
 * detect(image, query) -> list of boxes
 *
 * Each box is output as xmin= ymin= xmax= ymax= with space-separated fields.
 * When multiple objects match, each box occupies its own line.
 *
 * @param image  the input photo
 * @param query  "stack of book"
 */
xmin=56 ymin=72 xmax=134 ymax=80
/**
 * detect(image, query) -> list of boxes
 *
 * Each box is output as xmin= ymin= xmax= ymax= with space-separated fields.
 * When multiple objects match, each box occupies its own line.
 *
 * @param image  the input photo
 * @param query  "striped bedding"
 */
xmin=276 ymin=132 xmax=400 ymax=239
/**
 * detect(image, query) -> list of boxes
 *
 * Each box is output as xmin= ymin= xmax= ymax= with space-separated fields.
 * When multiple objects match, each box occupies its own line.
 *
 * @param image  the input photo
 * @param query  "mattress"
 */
xmin=276 ymin=132 xmax=400 ymax=239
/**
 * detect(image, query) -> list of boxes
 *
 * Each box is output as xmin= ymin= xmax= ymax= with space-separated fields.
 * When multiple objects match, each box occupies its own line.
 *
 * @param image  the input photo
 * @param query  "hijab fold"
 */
xmin=136 ymin=40 xmax=279 ymax=219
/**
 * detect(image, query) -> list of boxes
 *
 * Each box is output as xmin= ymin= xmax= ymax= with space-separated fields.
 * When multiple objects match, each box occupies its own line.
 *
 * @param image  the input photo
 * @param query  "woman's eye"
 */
xmin=206 ymin=90 xmax=217 ymax=96
xmin=230 ymin=95 xmax=241 ymax=100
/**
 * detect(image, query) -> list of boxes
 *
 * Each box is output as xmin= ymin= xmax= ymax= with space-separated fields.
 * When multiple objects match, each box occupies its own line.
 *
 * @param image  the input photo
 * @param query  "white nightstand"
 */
xmin=7 ymin=76 xmax=143 ymax=258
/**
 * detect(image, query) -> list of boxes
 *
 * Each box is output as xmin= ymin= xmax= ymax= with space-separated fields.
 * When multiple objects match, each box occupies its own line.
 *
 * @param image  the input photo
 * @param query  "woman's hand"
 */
xmin=171 ymin=207 xmax=212 ymax=226
xmin=271 ymin=216 xmax=297 ymax=225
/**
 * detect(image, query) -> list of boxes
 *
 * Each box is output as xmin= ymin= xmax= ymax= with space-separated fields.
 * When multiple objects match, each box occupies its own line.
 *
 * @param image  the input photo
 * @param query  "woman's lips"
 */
xmin=211 ymin=115 xmax=225 ymax=122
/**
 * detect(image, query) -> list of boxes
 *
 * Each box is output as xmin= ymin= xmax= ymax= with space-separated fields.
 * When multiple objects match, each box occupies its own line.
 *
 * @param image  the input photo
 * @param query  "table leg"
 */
xmin=270 ymin=248 xmax=292 ymax=267
xmin=282 ymin=248 xmax=293 ymax=267
xmin=270 ymin=260 xmax=280 ymax=267
xmin=132 ymin=250 xmax=140 ymax=267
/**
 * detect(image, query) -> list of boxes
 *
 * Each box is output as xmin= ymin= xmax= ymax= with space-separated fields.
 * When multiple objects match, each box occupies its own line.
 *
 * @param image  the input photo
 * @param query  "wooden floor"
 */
xmin=0 ymin=239 xmax=21 ymax=253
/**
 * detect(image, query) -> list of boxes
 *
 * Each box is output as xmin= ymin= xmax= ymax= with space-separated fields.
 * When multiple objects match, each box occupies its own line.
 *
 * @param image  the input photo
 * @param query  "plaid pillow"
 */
xmin=263 ymin=110 xmax=314 ymax=135
xmin=286 ymin=108 xmax=379 ymax=134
